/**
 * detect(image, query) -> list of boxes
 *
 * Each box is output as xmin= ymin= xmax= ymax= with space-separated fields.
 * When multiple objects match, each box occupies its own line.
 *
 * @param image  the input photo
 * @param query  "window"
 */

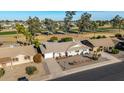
xmin=24 ymin=56 xmax=30 ymax=60
xmin=75 ymin=50 xmax=79 ymax=52
xmin=12 ymin=58 xmax=19 ymax=62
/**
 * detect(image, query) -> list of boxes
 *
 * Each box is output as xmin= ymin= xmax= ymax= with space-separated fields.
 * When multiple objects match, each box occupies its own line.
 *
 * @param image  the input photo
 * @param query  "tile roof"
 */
xmin=40 ymin=41 xmax=89 ymax=53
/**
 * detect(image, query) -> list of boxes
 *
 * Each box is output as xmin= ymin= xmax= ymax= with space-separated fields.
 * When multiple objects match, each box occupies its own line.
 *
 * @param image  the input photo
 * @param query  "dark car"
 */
xmin=17 ymin=76 xmax=29 ymax=81
xmin=115 ymin=42 xmax=124 ymax=50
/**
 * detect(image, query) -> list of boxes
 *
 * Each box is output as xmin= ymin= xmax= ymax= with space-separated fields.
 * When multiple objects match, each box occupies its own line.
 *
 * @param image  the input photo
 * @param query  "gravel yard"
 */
xmin=57 ymin=55 xmax=109 ymax=71
xmin=0 ymin=62 xmax=49 ymax=81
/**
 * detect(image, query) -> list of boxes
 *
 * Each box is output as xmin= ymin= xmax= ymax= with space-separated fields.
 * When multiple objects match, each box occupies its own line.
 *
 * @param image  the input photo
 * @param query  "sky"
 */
xmin=0 ymin=11 xmax=124 ymax=21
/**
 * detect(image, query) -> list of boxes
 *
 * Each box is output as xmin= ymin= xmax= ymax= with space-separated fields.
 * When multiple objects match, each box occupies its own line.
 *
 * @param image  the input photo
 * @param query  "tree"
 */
xmin=91 ymin=21 xmax=98 ymax=37
xmin=27 ymin=16 xmax=41 ymax=37
xmin=64 ymin=11 xmax=76 ymax=33
xmin=0 ymin=24 xmax=3 ymax=31
xmin=16 ymin=23 xmax=32 ymax=44
xmin=44 ymin=18 xmax=55 ymax=33
xmin=33 ymin=53 xmax=43 ymax=63
xmin=111 ymin=15 xmax=123 ymax=33
xmin=15 ymin=23 xmax=26 ymax=41
xmin=77 ymin=12 xmax=92 ymax=33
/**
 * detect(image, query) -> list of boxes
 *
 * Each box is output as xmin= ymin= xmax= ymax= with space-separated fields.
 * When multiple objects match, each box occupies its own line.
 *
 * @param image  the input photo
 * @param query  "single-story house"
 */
xmin=40 ymin=41 xmax=90 ymax=59
xmin=0 ymin=45 xmax=37 ymax=67
xmin=81 ymin=38 xmax=115 ymax=52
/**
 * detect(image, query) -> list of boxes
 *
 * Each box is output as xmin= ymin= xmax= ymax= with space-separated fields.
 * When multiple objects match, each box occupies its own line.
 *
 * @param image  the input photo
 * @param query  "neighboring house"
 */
xmin=81 ymin=38 xmax=115 ymax=53
xmin=0 ymin=45 xmax=37 ymax=67
xmin=40 ymin=41 xmax=90 ymax=59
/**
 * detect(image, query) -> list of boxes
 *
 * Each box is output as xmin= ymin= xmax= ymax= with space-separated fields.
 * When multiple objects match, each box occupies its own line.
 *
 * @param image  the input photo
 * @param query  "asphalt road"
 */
xmin=51 ymin=62 xmax=124 ymax=81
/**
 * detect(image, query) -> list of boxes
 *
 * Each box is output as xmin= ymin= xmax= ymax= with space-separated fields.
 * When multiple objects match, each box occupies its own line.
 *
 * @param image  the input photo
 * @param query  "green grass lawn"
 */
xmin=0 ymin=31 xmax=17 ymax=35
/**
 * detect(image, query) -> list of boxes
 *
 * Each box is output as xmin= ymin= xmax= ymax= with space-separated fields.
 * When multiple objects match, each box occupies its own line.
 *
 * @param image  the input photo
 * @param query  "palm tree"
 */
xmin=32 ymin=39 xmax=40 ymax=48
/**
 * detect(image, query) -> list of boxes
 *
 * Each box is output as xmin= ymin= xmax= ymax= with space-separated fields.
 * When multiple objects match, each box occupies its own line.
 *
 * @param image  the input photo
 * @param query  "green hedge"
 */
xmin=49 ymin=36 xmax=58 ymax=42
xmin=59 ymin=37 xmax=73 ymax=42
xmin=111 ymin=48 xmax=119 ymax=54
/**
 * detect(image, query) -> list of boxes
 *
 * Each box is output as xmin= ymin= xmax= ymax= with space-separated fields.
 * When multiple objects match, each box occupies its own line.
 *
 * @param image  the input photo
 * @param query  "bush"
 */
xmin=96 ymin=35 xmax=101 ymax=39
xmin=111 ymin=48 xmax=119 ymax=54
xmin=0 ymin=68 xmax=5 ymax=78
xmin=26 ymin=66 xmax=37 ymax=75
xmin=59 ymin=37 xmax=73 ymax=42
xmin=90 ymin=35 xmax=106 ymax=39
xmin=115 ymin=33 xmax=122 ymax=38
xmin=49 ymin=36 xmax=58 ymax=42
xmin=92 ymin=53 xmax=101 ymax=60
xmin=102 ymin=35 xmax=106 ymax=38
xmin=33 ymin=53 xmax=42 ymax=63
xmin=92 ymin=55 xmax=99 ymax=60
xmin=90 ymin=36 xmax=96 ymax=39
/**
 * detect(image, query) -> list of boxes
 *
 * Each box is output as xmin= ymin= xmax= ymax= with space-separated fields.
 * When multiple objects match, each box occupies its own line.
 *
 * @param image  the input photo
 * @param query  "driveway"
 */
xmin=44 ymin=58 xmax=63 ymax=74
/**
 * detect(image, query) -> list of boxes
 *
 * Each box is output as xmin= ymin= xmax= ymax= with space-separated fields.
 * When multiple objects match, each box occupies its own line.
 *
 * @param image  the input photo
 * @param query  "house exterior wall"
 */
xmin=59 ymin=52 xmax=66 ymax=57
xmin=12 ymin=55 xmax=33 ymax=65
xmin=44 ymin=52 xmax=53 ymax=59
xmin=54 ymin=52 xmax=60 ymax=58
xmin=82 ymin=49 xmax=90 ymax=54
xmin=44 ymin=48 xmax=90 ymax=59
xmin=0 ymin=55 xmax=33 ymax=67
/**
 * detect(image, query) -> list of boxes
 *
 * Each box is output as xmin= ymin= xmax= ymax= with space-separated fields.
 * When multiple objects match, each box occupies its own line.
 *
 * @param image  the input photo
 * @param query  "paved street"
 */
xmin=51 ymin=61 xmax=124 ymax=81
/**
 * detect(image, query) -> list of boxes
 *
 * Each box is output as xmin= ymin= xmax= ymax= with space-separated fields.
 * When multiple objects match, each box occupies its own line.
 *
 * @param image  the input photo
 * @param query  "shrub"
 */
xmin=115 ymin=33 xmax=122 ymax=38
xmin=90 ymin=35 xmax=106 ymax=39
xmin=102 ymin=35 xmax=106 ymax=38
xmin=0 ymin=68 xmax=5 ymax=78
xmin=90 ymin=36 xmax=96 ymax=39
xmin=111 ymin=48 xmax=119 ymax=54
xmin=33 ymin=53 xmax=42 ymax=63
xmin=60 ymin=37 xmax=73 ymax=42
xmin=49 ymin=36 xmax=58 ymax=42
xmin=26 ymin=66 xmax=37 ymax=75
xmin=92 ymin=53 xmax=101 ymax=60
xmin=96 ymin=35 xmax=101 ymax=39
xmin=92 ymin=54 xmax=99 ymax=60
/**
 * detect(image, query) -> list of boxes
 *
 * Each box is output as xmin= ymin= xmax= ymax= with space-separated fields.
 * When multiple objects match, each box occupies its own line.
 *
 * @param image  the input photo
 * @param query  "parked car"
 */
xmin=115 ymin=42 xmax=124 ymax=50
xmin=17 ymin=76 xmax=29 ymax=81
